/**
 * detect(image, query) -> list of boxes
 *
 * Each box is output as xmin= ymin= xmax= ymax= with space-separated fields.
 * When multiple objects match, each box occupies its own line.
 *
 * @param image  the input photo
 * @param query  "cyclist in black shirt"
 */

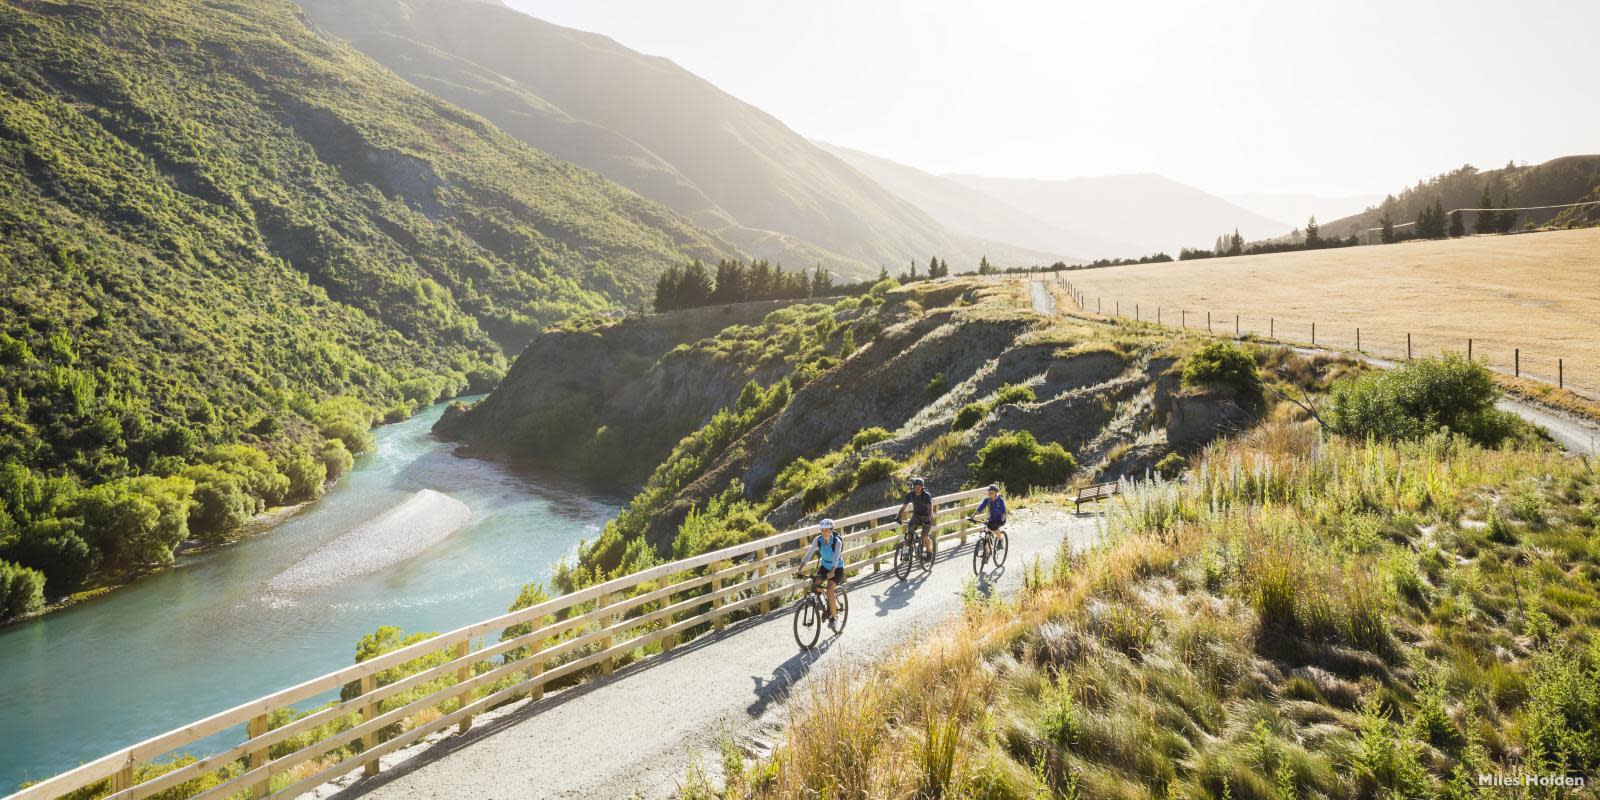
xmin=896 ymin=477 xmax=935 ymax=555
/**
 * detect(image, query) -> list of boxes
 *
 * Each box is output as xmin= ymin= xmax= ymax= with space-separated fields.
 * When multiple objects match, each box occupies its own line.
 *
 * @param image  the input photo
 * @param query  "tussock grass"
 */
xmin=699 ymin=421 xmax=1600 ymax=799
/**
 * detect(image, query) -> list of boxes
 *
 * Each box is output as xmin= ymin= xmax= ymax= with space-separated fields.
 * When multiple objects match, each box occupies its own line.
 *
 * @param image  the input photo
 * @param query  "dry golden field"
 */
xmin=1059 ymin=227 xmax=1600 ymax=396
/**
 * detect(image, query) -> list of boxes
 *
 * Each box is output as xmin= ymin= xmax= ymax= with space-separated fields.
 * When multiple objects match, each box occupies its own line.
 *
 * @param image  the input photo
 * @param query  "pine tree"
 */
xmin=810 ymin=265 xmax=833 ymax=295
xmin=928 ymin=256 xmax=940 ymax=278
xmin=877 ymin=265 xmax=889 ymax=282
xmin=1497 ymin=192 xmax=1518 ymax=233
xmin=1229 ymin=229 xmax=1244 ymax=256
xmin=977 ymin=255 xmax=995 ymax=275
xmin=1379 ymin=212 xmax=1396 ymax=243
xmin=1304 ymin=216 xmax=1322 ymax=248
xmin=653 ymin=264 xmax=685 ymax=312
xmin=1449 ymin=210 xmax=1464 ymax=237
xmin=1474 ymin=184 xmax=1496 ymax=234
xmin=938 ymin=258 xmax=949 ymax=277
xmin=680 ymin=260 xmax=714 ymax=307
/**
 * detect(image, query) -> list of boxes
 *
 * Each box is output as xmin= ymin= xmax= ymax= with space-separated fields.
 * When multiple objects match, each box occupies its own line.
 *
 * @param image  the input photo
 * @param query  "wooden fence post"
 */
xmin=359 ymin=674 xmax=379 ymax=777
xmin=1181 ymin=309 xmax=1186 ymax=328
xmin=527 ymin=639 xmax=547 ymax=702
xmin=1559 ymin=359 xmax=1564 ymax=388
xmin=1311 ymin=322 xmax=1316 ymax=346
xmin=1407 ymin=333 xmax=1412 ymax=360
xmin=1270 ymin=318 xmax=1274 ymax=339
xmin=454 ymin=638 xmax=473 ymax=734
xmin=712 ymin=575 xmax=726 ymax=632
xmin=1135 ymin=303 xmax=1139 ymax=321
xmin=662 ymin=590 xmax=679 ymax=653
xmin=247 ymin=713 xmax=271 ymax=799
xmin=1515 ymin=348 xmax=1520 ymax=376
xmin=1206 ymin=311 xmax=1211 ymax=331
xmin=1468 ymin=338 xmax=1473 ymax=361
xmin=599 ymin=593 xmax=617 ymax=676
xmin=112 ymin=756 xmax=134 ymax=794
xmin=1356 ymin=328 xmax=1361 ymax=351
xmin=1235 ymin=314 xmax=1239 ymax=336
xmin=1157 ymin=307 xmax=1161 ymax=325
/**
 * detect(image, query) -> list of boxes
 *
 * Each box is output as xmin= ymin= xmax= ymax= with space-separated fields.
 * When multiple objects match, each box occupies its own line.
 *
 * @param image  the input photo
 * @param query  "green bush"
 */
xmin=992 ymin=383 xmax=1036 ymax=406
xmin=951 ymin=402 xmax=990 ymax=432
xmin=1181 ymin=342 xmax=1262 ymax=402
xmin=854 ymin=456 xmax=899 ymax=486
xmin=281 ymin=453 xmax=327 ymax=503
xmin=847 ymin=427 xmax=892 ymax=451
xmin=970 ymin=430 xmax=1077 ymax=491
xmin=183 ymin=464 xmax=256 ymax=537
xmin=1156 ymin=452 xmax=1186 ymax=480
xmin=318 ymin=439 xmax=355 ymax=483
xmin=0 ymin=558 xmax=46 ymax=619
xmin=1326 ymin=355 xmax=1518 ymax=446
xmin=925 ymin=373 xmax=948 ymax=398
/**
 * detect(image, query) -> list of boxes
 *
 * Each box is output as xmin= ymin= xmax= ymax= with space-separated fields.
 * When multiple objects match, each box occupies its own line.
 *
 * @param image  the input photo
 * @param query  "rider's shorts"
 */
xmin=814 ymin=565 xmax=845 ymax=582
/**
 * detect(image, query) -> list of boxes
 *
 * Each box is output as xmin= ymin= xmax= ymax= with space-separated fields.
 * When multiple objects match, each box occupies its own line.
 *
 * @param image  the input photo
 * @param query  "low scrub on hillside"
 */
xmin=706 ymin=421 xmax=1600 ymax=799
xmin=1182 ymin=341 xmax=1263 ymax=405
xmin=970 ymin=431 xmax=1076 ymax=493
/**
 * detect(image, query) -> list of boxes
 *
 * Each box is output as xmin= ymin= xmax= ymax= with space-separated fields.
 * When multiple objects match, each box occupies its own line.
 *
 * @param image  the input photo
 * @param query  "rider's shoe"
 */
xmin=827 ymin=616 xmax=838 ymax=633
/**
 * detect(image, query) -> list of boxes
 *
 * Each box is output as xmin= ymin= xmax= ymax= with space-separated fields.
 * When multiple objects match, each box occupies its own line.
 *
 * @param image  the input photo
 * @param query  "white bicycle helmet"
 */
xmin=819 ymin=518 xmax=836 ymax=529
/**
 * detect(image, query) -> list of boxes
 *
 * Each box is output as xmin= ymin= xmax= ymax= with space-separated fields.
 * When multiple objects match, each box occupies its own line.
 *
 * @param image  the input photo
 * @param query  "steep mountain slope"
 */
xmin=948 ymin=173 xmax=1292 ymax=259
xmin=819 ymin=143 xmax=1098 ymax=263
xmin=1319 ymin=155 xmax=1600 ymax=238
xmin=297 ymin=0 xmax=1040 ymax=279
xmin=0 ymin=0 xmax=733 ymax=600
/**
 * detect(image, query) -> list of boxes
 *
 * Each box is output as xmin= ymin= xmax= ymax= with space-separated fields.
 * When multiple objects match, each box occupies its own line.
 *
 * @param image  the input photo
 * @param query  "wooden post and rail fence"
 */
xmin=5 ymin=489 xmax=989 ymax=800
xmin=1058 ymin=282 xmax=1592 ymax=401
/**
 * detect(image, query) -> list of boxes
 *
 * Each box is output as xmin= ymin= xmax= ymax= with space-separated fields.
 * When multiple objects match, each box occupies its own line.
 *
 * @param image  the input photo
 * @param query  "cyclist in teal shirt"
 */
xmin=793 ymin=518 xmax=845 ymax=630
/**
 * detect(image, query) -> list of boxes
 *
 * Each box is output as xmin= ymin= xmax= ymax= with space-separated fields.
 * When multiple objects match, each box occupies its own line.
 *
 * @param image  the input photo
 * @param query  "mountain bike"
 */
xmin=792 ymin=573 xmax=849 ymax=650
xmin=891 ymin=515 xmax=936 ymax=580
xmin=969 ymin=516 xmax=1009 ymax=574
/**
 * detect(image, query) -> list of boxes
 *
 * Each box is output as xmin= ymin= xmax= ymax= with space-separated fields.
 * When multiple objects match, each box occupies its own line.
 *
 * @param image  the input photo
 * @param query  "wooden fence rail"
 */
xmin=7 ymin=489 xmax=987 ymax=800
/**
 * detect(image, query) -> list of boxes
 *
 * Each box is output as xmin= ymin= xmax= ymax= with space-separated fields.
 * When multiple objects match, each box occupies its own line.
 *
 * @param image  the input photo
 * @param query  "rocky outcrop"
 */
xmin=435 ymin=299 xmax=801 ymax=485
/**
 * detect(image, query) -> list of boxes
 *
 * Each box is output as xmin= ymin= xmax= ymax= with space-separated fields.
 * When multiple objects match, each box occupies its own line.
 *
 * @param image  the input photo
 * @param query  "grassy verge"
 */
xmin=1496 ymin=375 xmax=1600 ymax=425
xmin=704 ymin=421 xmax=1600 ymax=800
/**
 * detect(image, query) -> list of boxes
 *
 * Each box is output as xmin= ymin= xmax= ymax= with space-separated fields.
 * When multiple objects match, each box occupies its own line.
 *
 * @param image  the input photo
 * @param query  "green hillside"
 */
xmin=297 ymin=0 xmax=1035 ymax=280
xmin=1322 ymin=154 xmax=1600 ymax=238
xmin=0 ymin=0 xmax=734 ymax=612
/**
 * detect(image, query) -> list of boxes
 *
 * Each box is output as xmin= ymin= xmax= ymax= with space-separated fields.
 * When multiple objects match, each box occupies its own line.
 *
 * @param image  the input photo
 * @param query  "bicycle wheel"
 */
xmin=972 ymin=537 xmax=988 ymax=575
xmin=993 ymin=532 xmax=1009 ymax=567
xmin=893 ymin=540 xmax=912 ymax=580
xmin=793 ymin=596 xmax=821 ymax=650
xmin=834 ymin=587 xmax=850 ymax=634
xmin=918 ymin=537 xmax=935 ymax=572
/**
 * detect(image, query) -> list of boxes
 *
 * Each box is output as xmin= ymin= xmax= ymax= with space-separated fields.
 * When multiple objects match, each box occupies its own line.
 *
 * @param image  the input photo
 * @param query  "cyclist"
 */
xmin=971 ymin=483 xmax=1008 ymax=547
xmin=896 ymin=477 xmax=936 ymax=556
xmin=793 ymin=518 xmax=845 ymax=631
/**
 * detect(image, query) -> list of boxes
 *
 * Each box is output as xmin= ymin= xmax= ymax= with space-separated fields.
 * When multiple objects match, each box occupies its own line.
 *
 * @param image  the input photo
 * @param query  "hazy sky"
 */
xmin=503 ymin=0 xmax=1597 ymax=197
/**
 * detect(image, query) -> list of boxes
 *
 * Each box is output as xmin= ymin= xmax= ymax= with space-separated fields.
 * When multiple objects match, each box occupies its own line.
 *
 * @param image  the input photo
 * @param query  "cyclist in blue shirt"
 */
xmin=972 ymin=484 xmax=1008 ymax=547
xmin=793 ymin=518 xmax=845 ymax=631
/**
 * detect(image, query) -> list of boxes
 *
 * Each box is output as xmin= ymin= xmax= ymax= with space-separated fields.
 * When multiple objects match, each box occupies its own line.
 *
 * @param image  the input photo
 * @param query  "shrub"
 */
xmin=10 ymin=518 xmax=96 ymax=590
xmin=281 ymin=453 xmax=327 ymax=502
xmin=854 ymin=456 xmax=899 ymax=486
xmin=0 ymin=558 xmax=46 ymax=619
xmin=970 ymin=430 xmax=1077 ymax=491
xmin=1326 ymin=355 xmax=1517 ymax=446
xmin=951 ymin=402 xmax=990 ymax=432
xmin=992 ymin=383 xmax=1036 ymax=406
xmin=847 ymin=427 xmax=892 ymax=451
xmin=183 ymin=464 xmax=256 ymax=537
xmin=1181 ymin=342 xmax=1262 ymax=402
xmin=925 ymin=373 xmax=948 ymax=398
xmin=1156 ymin=452 xmax=1186 ymax=480
xmin=318 ymin=439 xmax=355 ymax=483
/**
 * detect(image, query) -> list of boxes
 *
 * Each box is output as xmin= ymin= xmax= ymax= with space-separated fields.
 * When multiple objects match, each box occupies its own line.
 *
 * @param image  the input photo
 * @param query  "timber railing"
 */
xmin=8 ymin=488 xmax=988 ymax=800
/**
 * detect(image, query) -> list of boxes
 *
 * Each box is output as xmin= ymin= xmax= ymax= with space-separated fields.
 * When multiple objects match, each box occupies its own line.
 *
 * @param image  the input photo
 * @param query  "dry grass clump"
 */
xmin=701 ymin=419 xmax=1600 ymax=800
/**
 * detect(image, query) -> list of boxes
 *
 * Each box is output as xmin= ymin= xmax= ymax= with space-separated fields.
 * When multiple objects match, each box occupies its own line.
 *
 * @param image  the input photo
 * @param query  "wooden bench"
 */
xmin=1074 ymin=481 xmax=1119 ymax=512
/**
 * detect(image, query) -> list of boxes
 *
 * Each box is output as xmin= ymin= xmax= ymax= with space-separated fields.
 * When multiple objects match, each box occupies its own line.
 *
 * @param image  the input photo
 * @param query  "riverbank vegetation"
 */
xmin=0 ymin=0 xmax=739 ymax=616
xmin=698 ymin=359 xmax=1600 ymax=800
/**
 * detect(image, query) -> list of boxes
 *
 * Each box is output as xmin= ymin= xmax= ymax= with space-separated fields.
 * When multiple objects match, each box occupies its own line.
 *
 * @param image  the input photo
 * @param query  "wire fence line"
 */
xmin=1059 ymin=281 xmax=1596 ymax=402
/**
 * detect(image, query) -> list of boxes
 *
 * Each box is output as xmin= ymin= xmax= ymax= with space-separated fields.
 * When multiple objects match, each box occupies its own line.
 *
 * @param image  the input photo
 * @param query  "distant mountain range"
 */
xmin=1318 ymin=155 xmax=1600 ymax=238
xmin=822 ymin=145 xmax=1291 ymax=260
xmin=299 ymin=0 xmax=1059 ymax=278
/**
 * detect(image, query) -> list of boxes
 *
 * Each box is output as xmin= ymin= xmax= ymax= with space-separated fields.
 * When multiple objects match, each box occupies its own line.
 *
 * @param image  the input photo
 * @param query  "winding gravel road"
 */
xmin=321 ymin=507 xmax=1099 ymax=800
